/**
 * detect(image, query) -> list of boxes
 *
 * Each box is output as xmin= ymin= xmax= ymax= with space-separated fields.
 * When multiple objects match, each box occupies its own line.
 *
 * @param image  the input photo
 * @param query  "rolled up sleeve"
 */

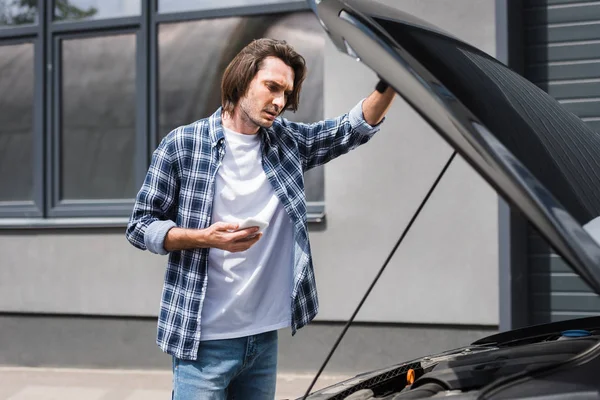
xmin=126 ymin=134 xmax=179 ymax=254
xmin=348 ymin=99 xmax=385 ymax=134
xmin=144 ymin=220 xmax=177 ymax=255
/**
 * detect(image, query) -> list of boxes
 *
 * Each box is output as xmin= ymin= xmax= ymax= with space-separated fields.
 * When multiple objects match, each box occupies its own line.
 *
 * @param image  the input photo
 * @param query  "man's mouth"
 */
xmin=264 ymin=110 xmax=277 ymax=120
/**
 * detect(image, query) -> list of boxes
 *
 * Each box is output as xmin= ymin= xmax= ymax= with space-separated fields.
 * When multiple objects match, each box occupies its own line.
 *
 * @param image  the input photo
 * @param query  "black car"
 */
xmin=298 ymin=0 xmax=600 ymax=399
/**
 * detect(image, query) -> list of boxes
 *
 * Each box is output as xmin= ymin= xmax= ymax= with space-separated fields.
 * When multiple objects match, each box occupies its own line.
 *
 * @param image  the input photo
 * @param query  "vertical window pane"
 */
xmin=158 ymin=12 xmax=325 ymax=203
xmin=159 ymin=0 xmax=296 ymax=14
xmin=0 ymin=42 xmax=34 ymax=202
xmin=60 ymin=34 xmax=136 ymax=200
xmin=0 ymin=0 xmax=38 ymax=26
xmin=54 ymin=0 xmax=140 ymax=22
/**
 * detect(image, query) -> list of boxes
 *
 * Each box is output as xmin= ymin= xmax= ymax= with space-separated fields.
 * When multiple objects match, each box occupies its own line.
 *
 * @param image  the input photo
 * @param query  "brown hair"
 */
xmin=221 ymin=38 xmax=307 ymax=114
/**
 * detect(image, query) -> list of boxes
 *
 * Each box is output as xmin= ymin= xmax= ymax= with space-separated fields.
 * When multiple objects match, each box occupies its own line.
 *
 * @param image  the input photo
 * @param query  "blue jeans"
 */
xmin=172 ymin=330 xmax=278 ymax=399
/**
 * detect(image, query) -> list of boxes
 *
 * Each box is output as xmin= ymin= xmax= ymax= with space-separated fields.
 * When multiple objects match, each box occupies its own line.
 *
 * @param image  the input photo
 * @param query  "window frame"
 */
xmin=45 ymin=0 xmax=148 ymax=218
xmin=48 ymin=28 xmax=145 ymax=217
xmin=0 ymin=25 xmax=38 ymax=38
xmin=149 ymin=0 xmax=312 ymax=154
xmin=155 ymin=0 xmax=307 ymax=23
xmin=52 ymin=0 xmax=142 ymax=24
xmin=151 ymin=2 xmax=325 ymax=222
xmin=0 ymin=0 xmax=41 ymax=36
xmin=0 ymin=0 xmax=45 ymax=219
xmin=0 ymin=0 xmax=326 ymax=226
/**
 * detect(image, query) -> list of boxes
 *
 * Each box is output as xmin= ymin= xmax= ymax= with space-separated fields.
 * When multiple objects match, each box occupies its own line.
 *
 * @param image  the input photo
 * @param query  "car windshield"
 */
xmin=373 ymin=16 xmax=600 ymax=229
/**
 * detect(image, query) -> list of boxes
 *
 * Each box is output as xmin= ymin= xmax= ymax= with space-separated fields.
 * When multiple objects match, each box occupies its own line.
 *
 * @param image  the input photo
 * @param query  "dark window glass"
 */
xmin=158 ymin=12 xmax=325 ymax=203
xmin=159 ymin=0 xmax=293 ymax=14
xmin=0 ymin=42 xmax=34 ymax=202
xmin=0 ymin=0 xmax=38 ymax=26
xmin=60 ymin=34 xmax=136 ymax=200
xmin=54 ymin=0 xmax=140 ymax=22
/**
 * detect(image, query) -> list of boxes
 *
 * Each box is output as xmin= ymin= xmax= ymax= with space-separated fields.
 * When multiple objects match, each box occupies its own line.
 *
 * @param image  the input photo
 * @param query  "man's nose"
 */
xmin=273 ymin=93 xmax=285 ymax=110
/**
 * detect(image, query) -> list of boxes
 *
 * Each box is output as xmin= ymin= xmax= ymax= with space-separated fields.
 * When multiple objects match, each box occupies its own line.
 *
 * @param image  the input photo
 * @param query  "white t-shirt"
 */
xmin=199 ymin=127 xmax=294 ymax=341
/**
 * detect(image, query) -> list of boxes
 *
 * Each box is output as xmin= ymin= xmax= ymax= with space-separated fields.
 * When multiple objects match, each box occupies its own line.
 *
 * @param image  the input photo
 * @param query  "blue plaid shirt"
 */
xmin=126 ymin=100 xmax=382 ymax=360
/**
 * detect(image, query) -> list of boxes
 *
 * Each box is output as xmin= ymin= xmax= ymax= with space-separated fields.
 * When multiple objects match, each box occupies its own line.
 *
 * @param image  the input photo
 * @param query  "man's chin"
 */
xmin=249 ymin=114 xmax=276 ymax=129
xmin=258 ymin=119 xmax=275 ymax=128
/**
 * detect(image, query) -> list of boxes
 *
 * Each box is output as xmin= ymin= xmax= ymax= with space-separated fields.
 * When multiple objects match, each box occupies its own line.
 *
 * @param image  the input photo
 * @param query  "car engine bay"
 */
xmin=312 ymin=331 xmax=600 ymax=400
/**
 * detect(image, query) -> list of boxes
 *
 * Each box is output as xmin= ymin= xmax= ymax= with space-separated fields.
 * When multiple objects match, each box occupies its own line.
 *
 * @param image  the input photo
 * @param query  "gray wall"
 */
xmin=0 ymin=229 xmax=162 ymax=316
xmin=311 ymin=0 xmax=499 ymax=326
xmin=0 ymin=1 xmax=499 ymax=327
xmin=0 ymin=314 xmax=495 ymax=374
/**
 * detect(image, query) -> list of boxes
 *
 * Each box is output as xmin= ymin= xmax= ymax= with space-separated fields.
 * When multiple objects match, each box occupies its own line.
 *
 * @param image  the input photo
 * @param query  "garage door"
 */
xmin=523 ymin=0 xmax=600 ymax=324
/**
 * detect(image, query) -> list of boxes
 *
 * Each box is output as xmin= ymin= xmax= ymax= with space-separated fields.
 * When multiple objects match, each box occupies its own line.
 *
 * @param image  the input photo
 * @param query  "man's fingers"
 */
xmin=231 ymin=227 xmax=260 ymax=241
xmin=235 ymin=232 xmax=262 ymax=243
xmin=215 ymin=222 xmax=239 ymax=231
xmin=214 ymin=228 xmax=261 ymax=252
xmin=230 ymin=233 xmax=262 ymax=251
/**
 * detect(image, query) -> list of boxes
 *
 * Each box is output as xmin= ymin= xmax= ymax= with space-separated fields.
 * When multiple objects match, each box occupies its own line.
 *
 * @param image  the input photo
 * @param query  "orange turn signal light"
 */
xmin=406 ymin=369 xmax=415 ymax=385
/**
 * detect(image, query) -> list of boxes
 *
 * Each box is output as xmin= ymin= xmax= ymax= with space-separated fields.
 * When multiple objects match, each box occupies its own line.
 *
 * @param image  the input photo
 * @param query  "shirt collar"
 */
xmin=261 ymin=126 xmax=272 ymax=147
xmin=208 ymin=107 xmax=273 ymax=148
xmin=208 ymin=107 xmax=225 ymax=147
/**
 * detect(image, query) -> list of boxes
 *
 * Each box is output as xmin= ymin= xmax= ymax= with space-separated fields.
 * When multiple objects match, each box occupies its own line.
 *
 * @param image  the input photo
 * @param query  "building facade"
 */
xmin=0 ymin=0 xmax=598 ymax=375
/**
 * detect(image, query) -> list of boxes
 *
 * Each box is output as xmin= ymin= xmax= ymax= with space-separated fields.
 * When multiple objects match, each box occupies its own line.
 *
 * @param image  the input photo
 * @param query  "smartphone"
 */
xmin=235 ymin=217 xmax=269 ymax=233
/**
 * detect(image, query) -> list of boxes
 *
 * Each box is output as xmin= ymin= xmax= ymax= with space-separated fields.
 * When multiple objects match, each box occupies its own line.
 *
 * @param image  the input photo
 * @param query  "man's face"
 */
xmin=237 ymin=56 xmax=294 ymax=129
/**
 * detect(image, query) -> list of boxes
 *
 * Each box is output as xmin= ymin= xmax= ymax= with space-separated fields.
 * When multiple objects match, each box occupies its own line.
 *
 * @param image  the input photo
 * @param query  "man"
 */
xmin=126 ymin=38 xmax=395 ymax=399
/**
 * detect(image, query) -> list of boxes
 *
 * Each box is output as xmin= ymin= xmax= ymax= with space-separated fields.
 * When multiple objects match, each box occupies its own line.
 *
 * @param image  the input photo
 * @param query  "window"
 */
xmin=158 ymin=11 xmax=325 ymax=211
xmin=0 ymin=1 xmax=325 ymax=225
xmin=44 ymin=0 xmax=147 ymax=218
xmin=0 ymin=0 xmax=38 ymax=26
xmin=59 ymin=33 xmax=137 ymax=200
xmin=0 ymin=42 xmax=34 ymax=202
xmin=0 ymin=2 xmax=43 ymax=218
xmin=158 ymin=0 xmax=302 ymax=14
xmin=54 ymin=0 xmax=141 ymax=21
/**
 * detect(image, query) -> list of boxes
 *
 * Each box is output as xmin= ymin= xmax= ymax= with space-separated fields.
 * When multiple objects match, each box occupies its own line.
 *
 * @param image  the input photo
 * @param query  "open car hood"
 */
xmin=308 ymin=0 xmax=600 ymax=295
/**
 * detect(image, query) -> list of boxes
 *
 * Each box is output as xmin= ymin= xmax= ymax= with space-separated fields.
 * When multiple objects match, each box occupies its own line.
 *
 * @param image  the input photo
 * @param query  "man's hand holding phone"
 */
xmin=163 ymin=218 xmax=269 ymax=253
xmin=202 ymin=218 xmax=268 ymax=253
